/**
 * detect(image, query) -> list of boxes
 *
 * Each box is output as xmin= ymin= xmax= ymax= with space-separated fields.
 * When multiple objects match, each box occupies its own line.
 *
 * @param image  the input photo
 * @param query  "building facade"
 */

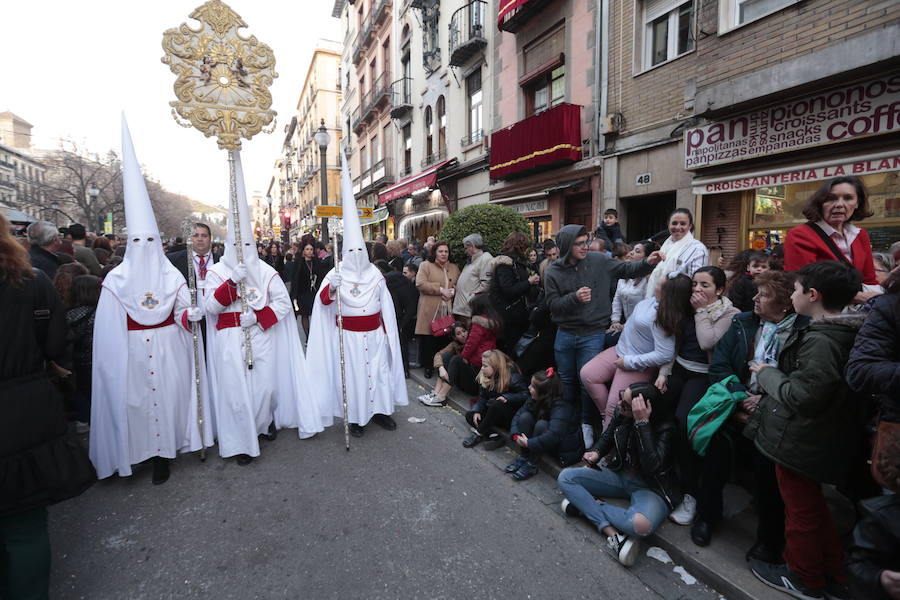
xmin=0 ymin=113 xmax=49 ymax=221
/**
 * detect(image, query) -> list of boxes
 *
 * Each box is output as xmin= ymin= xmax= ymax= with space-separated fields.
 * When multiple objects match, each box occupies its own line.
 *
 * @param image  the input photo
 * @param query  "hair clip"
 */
xmin=546 ymin=367 xmax=555 ymax=377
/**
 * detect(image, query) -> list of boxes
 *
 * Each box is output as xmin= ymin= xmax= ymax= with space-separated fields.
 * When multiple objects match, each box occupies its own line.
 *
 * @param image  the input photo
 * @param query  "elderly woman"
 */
xmin=695 ymin=270 xmax=809 ymax=553
xmin=645 ymin=208 xmax=709 ymax=298
xmin=784 ymin=175 xmax=879 ymax=303
xmin=452 ymin=233 xmax=493 ymax=320
xmin=873 ymin=252 xmax=894 ymax=285
xmin=489 ymin=231 xmax=541 ymax=354
xmin=415 ymin=241 xmax=460 ymax=378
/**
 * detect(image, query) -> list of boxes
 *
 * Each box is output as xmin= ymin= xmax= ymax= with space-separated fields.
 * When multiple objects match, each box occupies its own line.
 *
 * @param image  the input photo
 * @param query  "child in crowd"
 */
xmin=727 ymin=250 xmax=771 ymax=312
xmin=418 ymin=322 xmax=470 ymax=406
xmin=580 ymin=272 xmax=692 ymax=446
xmin=67 ymin=275 xmax=101 ymax=434
xmin=612 ymin=243 xmax=631 ymax=262
xmin=557 ymin=381 xmax=680 ymax=567
xmin=748 ymin=261 xmax=862 ymax=600
xmin=463 ymin=349 xmax=529 ymax=450
xmin=846 ymin=432 xmax=900 ymax=600
xmin=507 ymin=367 xmax=583 ymax=481
xmin=598 ymin=208 xmax=626 ymax=246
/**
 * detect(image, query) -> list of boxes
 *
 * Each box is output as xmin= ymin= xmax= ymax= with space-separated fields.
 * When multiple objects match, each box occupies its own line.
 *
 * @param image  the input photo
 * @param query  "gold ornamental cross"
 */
xmin=161 ymin=0 xmax=278 ymax=150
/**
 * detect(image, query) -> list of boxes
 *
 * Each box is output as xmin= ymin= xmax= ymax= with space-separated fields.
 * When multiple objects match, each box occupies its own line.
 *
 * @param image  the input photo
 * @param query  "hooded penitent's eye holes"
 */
xmin=148 ymin=237 xmax=154 ymax=242
xmin=133 ymin=237 xmax=140 ymax=242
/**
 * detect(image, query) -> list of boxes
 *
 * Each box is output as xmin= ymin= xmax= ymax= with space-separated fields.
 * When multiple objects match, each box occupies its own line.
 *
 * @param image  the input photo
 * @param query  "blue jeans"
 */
xmin=553 ymin=328 xmax=604 ymax=422
xmin=557 ymin=467 xmax=669 ymax=538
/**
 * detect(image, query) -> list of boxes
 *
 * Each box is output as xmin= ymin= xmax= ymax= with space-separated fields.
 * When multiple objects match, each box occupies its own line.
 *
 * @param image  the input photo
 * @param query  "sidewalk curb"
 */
xmin=409 ymin=368 xmax=775 ymax=600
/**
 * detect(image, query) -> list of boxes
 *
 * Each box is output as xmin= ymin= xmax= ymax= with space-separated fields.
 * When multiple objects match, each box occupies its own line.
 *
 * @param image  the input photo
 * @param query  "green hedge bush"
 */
xmin=439 ymin=203 xmax=530 ymax=266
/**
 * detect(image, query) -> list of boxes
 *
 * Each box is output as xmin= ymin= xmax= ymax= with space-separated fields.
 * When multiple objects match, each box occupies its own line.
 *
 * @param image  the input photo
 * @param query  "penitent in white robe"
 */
xmin=306 ymin=268 xmax=408 ymax=426
xmin=90 ymin=284 xmax=214 ymax=479
xmin=204 ymin=264 xmax=325 ymax=458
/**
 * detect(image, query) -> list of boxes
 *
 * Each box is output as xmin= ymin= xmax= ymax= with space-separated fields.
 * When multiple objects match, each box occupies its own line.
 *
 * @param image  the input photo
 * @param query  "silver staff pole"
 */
xmin=182 ymin=220 xmax=207 ymax=460
xmin=228 ymin=150 xmax=253 ymax=370
xmin=331 ymin=216 xmax=350 ymax=451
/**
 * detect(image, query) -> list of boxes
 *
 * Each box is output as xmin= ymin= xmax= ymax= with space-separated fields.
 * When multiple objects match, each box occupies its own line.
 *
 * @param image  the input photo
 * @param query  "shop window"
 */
xmin=746 ymin=171 xmax=900 ymax=252
xmin=640 ymin=0 xmax=694 ymax=71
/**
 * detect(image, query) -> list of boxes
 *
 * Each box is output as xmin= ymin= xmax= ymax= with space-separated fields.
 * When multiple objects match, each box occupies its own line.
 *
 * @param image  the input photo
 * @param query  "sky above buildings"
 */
xmin=4 ymin=0 xmax=339 ymax=207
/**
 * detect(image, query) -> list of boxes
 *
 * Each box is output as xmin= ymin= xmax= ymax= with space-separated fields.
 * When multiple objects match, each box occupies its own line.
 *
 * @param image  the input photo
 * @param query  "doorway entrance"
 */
xmin=564 ymin=192 xmax=593 ymax=232
xmin=623 ymin=193 xmax=675 ymax=242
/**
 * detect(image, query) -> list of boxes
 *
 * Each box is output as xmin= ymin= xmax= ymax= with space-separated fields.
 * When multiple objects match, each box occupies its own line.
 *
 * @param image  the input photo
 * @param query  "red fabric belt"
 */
xmin=127 ymin=312 xmax=175 ymax=331
xmin=216 ymin=312 xmax=242 ymax=330
xmin=336 ymin=312 xmax=383 ymax=332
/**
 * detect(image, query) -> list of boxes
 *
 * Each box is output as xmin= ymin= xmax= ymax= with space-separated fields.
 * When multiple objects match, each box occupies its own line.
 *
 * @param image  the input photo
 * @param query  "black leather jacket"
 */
xmin=590 ymin=409 xmax=682 ymax=509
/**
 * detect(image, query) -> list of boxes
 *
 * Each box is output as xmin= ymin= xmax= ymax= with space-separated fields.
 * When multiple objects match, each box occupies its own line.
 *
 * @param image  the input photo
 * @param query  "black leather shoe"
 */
xmin=236 ymin=454 xmax=253 ymax=466
xmin=691 ymin=520 xmax=712 ymax=547
xmin=423 ymin=367 xmax=434 ymax=378
xmin=262 ymin=421 xmax=278 ymax=441
xmin=152 ymin=457 xmax=170 ymax=485
xmin=372 ymin=414 xmax=397 ymax=431
xmin=349 ymin=423 xmax=365 ymax=437
xmin=462 ymin=433 xmax=482 ymax=448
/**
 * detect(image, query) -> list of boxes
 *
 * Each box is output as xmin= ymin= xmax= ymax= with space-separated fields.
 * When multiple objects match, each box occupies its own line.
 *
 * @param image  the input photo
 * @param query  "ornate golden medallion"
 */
xmin=141 ymin=293 xmax=160 ymax=309
xmin=161 ymin=0 xmax=278 ymax=150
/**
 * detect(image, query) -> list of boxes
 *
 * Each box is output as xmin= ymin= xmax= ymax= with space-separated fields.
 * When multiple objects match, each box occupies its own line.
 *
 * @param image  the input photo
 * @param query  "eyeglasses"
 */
xmin=572 ymin=240 xmax=589 ymax=248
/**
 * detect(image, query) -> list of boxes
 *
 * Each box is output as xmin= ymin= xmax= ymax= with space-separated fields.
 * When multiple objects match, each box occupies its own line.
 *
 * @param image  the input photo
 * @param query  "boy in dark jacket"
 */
xmin=748 ymin=261 xmax=862 ymax=600
xmin=727 ymin=251 xmax=770 ymax=313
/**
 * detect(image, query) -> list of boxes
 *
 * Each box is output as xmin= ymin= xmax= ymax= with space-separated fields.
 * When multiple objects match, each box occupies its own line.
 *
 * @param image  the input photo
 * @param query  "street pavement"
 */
xmin=49 ymin=379 xmax=724 ymax=599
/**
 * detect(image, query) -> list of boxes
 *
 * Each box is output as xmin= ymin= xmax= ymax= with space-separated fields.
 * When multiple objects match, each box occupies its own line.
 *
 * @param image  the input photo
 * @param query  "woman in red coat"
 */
xmin=784 ymin=176 xmax=881 ymax=304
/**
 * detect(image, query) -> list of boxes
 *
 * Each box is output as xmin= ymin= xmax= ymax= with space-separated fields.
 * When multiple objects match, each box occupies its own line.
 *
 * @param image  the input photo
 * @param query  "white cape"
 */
xmin=90 ymin=284 xmax=214 ymax=479
xmin=204 ymin=263 xmax=326 ymax=458
xmin=306 ymin=268 xmax=408 ymax=426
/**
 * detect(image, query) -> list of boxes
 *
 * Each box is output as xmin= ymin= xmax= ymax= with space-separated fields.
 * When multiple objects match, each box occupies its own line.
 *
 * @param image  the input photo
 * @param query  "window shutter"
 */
xmin=644 ymin=0 xmax=685 ymax=22
xmin=523 ymin=26 xmax=565 ymax=75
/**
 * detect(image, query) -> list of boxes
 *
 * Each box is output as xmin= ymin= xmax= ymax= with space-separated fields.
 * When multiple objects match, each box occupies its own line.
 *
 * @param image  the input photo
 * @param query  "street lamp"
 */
xmin=87 ymin=186 xmax=101 ymax=233
xmin=266 ymin=193 xmax=273 ymax=231
xmin=314 ymin=118 xmax=331 ymax=243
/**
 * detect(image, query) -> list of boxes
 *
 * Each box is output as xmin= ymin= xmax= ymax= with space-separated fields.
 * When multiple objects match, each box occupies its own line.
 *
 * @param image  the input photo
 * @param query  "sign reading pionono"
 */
xmin=684 ymin=75 xmax=900 ymax=169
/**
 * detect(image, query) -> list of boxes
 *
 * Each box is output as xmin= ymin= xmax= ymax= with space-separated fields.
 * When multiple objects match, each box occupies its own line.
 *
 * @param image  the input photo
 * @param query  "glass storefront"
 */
xmin=526 ymin=216 xmax=554 ymax=245
xmin=746 ymin=170 xmax=900 ymax=251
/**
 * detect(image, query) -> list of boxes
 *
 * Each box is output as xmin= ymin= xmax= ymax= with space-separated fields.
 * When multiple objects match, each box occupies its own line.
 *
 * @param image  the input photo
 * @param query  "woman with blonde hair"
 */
xmin=462 ymin=349 xmax=529 ymax=449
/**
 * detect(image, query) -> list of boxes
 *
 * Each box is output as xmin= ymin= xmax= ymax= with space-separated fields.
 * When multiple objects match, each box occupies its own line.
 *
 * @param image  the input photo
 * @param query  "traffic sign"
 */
xmin=314 ymin=205 xmax=373 ymax=218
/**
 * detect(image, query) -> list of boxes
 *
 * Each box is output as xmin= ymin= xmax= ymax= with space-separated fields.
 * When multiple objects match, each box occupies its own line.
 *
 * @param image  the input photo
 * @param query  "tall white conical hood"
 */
xmin=339 ymin=152 xmax=369 ymax=277
xmin=215 ymin=149 xmax=270 ymax=310
xmin=122 ymin=114 xmax=160 ymax=237
xmin=103 ymin=114 xmax=185 ymax=325
xmin=222 ymin=150 xmax=258 ymax=267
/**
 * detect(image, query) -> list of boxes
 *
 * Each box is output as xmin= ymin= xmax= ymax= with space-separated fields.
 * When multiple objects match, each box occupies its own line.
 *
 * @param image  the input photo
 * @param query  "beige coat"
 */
xmin=414 ymin=259 xmax=460 ymax=336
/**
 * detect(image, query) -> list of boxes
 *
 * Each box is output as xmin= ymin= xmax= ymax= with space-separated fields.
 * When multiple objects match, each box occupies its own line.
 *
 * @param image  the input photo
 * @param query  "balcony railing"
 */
xmin=373 ymin=0 xmax=392 ymax=26
xmin=352 ymin=15 xmax=370 ymax=65
xmin=421 ymin=148 xmax=447 ymax=169
xmin=399 ymin=163 xmax=412 ymax=178
xmin=449 ymin=1 xmax=487 ymax=67
xmin=369 ymin=158 xmax=393 ymax=188
xmin=489 ymin=103 xmax=582 ymax=180
xmin=351 ymin=105 xmax=365 ymax=134
xmin=389 ymin=77 xmax=413 ymax=120
xmin=371 ymin=71 xmax=392 ymax=111
xmin=497 ymin=0 xmax=554 ymax=33
xmin=461 ymin=129 xmax=484 ymax=148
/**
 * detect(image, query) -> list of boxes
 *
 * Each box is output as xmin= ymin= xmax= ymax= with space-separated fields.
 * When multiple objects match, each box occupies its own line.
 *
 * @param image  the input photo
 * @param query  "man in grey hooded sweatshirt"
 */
xmin=544 ymin=224 xmax=663 ymax=445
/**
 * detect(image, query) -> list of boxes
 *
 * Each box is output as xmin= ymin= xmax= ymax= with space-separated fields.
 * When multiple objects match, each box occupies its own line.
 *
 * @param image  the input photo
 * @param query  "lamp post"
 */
xmin=87 ymin=186 xmax=101 ymax=233
xmin=314 ymin=118 xmax=331 ymax=243
xmin=266 ymin=193 xmax=273 ymax=232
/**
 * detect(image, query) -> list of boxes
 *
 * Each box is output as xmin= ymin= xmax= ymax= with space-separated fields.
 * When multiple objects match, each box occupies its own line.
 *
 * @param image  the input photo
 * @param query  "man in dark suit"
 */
xmin=167 ymin=223 xmax=220 ymax=281
xmin=167 ymin=223 xmax=220 ymax=342
xmin=27 ymin=221 xmax=61 ymax=279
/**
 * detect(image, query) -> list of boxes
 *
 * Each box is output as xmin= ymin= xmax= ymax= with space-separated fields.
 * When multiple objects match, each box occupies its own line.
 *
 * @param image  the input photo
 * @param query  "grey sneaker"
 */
xmin=749 ymin=558 xmax=825 ymax=599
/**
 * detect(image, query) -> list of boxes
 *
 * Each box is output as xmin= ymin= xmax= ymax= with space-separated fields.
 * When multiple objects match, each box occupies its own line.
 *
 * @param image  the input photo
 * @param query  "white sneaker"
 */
xmin=668 ymin=493 xmax=697 ymax=526
xmin=417 ymin=392 xmax=435 ymax=405
xmin=560 ymin=498 xmax=581 ymax=517
xmin=75 ymin=421 xmax=90 ymax=434
xmin=617 ymin=535 xmax=640 ymax=567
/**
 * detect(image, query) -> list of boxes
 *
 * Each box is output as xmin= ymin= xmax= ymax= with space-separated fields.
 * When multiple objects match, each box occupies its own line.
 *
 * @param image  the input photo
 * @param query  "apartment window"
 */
xmin=382 ymin=124 xmax=391 ymax=165
xmin=436 ymin=96 xmax=446 ymax=153
xmin=527 ymin=66 xmax=565 ymax=116
xmin=402 ymin=124 xmax=412 ymax=175
xmin=720 ymin=0 xmax=798 ymax=30
xmin=522 ymin=25 xmax=566 ymax=116
xmin=424 ymin=106 xmax=434 ymax=159
xmin=643 ymin=0 xmax=694 ymax=69
xmin=361 ymin=144 xmax=369 ymax=171
xmin=466 ymin=70 xmax=483 ymax=142
xmin=371 ymin=134 xmax=380 ymax=166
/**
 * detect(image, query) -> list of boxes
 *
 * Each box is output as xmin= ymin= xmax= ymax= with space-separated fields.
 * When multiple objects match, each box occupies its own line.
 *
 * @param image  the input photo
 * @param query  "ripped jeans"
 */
xmin=557 ymin=466 xmax=669 ymax=538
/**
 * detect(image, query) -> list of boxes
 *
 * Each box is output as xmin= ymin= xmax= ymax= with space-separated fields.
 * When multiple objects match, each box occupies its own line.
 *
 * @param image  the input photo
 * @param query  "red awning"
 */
xmin=497 ymin=0 xmax=529 ymax=29
xmin=489 ymin=103 xmax=582 ymax=180
xmin=377 ymin=160 xmax=453 ymax=205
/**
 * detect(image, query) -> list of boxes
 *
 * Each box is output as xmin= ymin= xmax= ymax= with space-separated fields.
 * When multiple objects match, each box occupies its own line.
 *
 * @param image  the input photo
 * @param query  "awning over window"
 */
xmin=377 ymin=160 xmax=453 ymax=205
xmin=489 ymin=103 xmax=582 ymax=180
xmin=497 ymin=0 xmax=554 ymax=32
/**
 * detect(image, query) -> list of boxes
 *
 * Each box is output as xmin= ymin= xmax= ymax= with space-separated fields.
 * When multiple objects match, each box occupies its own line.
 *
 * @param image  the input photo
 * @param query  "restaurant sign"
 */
xmin=692 ymin=155 xmax=900 ymax=195
xmin=684 ymin=74 xmax=900 ymax=169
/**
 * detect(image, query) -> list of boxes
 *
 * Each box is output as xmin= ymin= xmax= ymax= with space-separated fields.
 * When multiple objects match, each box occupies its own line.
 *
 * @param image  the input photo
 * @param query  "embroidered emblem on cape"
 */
xmin=141 ymin=293 xmax=160 ymax=309
xmin=245 ymin=288 xmax=260 ymax=302
xmin=350 ymin=283 xmax=361 ymax=297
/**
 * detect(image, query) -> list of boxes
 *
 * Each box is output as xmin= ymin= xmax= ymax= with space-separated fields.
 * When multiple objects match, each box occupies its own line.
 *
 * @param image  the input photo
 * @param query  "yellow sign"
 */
xmin=273 ymin=224 xmax=281 ymax=234
xmin=314 ymin=205 xmax=373 ymax=218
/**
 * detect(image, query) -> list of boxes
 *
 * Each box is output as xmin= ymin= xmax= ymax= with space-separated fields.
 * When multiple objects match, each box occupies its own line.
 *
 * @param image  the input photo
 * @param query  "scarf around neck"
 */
xmin=646 ymin=231 xmax=696 ymax=298
xmin=749 ymin=312 xmax=797 ymax=392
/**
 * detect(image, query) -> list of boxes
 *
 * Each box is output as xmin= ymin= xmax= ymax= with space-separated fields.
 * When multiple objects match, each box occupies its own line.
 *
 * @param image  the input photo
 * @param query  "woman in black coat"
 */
xmin=0 ymin=214 xmax=95 ymax=598
xmin=291 ymin=240 xmax=329 ymax=337
xmin=489 ymin=231 xmax=541 ymax=355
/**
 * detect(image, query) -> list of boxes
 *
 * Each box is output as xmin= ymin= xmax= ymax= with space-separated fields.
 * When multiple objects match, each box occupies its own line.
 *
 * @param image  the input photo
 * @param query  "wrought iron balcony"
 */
xmin=369 ymin=157 xmax=394 ymax=189
xmin=421 ymin=148 xmax=447 ymax=169
xmin=373 ymin=0 xmax=391 ymax=26
xmin=461 ymin=129 xmax=484 ymax=148
xmin=371 ymin=72 xmax=392 ymax=111
xmin=449 ymin=1 xmax=487 ymax=67
xmin=389 ymin=77 xmax=413 ymax=120
xmin=351 ymin=104 xmax=366 ymax=134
